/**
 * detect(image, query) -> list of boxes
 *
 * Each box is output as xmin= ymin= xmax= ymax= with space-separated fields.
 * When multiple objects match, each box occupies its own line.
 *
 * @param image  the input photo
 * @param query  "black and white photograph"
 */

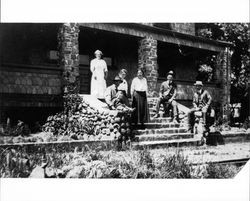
xmin=0 ymin=22 xmax=249 ymax=179
xmin=0 ymin=0 xmax=249 ymax=200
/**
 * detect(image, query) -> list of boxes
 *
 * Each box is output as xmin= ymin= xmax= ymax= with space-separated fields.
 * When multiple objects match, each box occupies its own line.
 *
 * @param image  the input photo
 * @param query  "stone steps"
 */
xmin=131 ymin=98 xmax=199 ymax=149
xmin=149 ymin=116 xmax=187 ymax=124
xmin=148 ymin=98 xmax=189 ymax=116
xmin=136 ymin=127 xmax=188 ymax=135
xmin=149 ymin=110 xmax=186 ymax=120
xmin=144 ymin=122 xmax=186 ymax=129
xmin=149 ymin=110 xmax=186 ymax=118
xmin=134 ymin=133 xmax=194 ymax=142
xmin=149 ymin=117 xmax=172 ymax=123
xmin=132 ymin=138 xmax=201 ymax=149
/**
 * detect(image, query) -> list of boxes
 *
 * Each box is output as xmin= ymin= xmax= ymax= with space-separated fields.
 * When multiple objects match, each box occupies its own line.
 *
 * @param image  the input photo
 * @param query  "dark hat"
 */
xmin=194 ymin=81 xmax=203 ymax=86
xmin=114 ymin=76 xmax=123 ymax=82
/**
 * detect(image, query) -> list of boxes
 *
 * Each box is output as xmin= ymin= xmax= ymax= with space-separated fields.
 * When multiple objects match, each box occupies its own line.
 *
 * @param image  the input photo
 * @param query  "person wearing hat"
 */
xmin=187 ymin=80 xmax=212 ymax=132
xmin=90 ymin=50 xmax=108 ymax=100
xmin=153 ymin=70 xmax=178 ymax=123
xmin=104 ymin=76 xmax=124 ymax=110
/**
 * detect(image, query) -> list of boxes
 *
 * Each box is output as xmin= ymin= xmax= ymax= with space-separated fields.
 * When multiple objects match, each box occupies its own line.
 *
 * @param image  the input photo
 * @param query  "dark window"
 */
xmin=0 ymin=23 xmax=60 ymax=66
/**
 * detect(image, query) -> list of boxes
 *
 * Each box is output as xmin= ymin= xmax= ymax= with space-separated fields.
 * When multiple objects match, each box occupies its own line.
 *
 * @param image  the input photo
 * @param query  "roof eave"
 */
xmin=128 ymin=23 xmax=233 ymax=48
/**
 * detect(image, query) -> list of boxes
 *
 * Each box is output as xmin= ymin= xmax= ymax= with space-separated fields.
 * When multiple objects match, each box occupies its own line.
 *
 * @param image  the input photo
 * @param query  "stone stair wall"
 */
xmin=131 ymin=97 xmax=202 ymax=149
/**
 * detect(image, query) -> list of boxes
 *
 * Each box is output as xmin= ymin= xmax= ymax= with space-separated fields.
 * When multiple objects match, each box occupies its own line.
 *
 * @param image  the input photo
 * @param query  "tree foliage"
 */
xmin=198 ymin=23 xmax=249 ymax=100
xmin=217 ymin=23 xmax=249 ymax=90
xmin=197 ymin=23 xmax=249 ymax=121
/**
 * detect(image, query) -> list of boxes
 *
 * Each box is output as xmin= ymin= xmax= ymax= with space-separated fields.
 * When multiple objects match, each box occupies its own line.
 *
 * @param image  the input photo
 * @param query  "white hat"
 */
xmin=194 ymin=81 xmax=203 ymax=86
xmin=168 ymin=70 xmax=174 ymax=75
xmin=94 ymin=50 xmax=103 ymax=55
xmin=114 ymin=76 xmax=123 ymax=82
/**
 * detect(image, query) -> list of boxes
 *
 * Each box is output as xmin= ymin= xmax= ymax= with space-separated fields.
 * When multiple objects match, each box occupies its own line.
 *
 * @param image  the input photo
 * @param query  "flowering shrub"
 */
xmin=198 ymin=64 xmax=213 ymax=82
xmin=42 ymin=94 xmax=133 ymax=142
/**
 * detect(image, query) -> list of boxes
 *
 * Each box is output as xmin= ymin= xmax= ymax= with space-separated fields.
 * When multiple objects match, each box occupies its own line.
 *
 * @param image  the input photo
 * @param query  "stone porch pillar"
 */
xmin=216 ymin=47 xmax=232 ymax=123
xmin=138 ymin=36 xmax=158 ymax=97
xmin=58 ymin=23 xmax=80 ymax=94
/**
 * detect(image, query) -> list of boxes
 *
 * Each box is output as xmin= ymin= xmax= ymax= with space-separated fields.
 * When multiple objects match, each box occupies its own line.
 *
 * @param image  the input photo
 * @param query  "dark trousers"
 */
xmin=187 ymin=106 xmax=209 ymax=129
xmin=155 ymin=97 xmax=178 ymax=118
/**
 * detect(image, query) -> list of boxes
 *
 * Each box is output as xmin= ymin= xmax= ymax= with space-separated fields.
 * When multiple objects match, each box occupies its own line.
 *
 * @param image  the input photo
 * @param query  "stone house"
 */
xmin=0 ymin=23 xmax=232 ymax=126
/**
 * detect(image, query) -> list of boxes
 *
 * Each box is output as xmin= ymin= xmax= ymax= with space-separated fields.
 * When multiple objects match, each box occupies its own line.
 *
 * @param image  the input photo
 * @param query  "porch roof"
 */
xmin=79 ymin=23 xmax=232 ymax=52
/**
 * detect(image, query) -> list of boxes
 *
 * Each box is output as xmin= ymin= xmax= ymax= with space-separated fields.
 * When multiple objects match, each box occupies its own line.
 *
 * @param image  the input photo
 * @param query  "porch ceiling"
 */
xmin=79 ymin=23 xmax=232 ymax=52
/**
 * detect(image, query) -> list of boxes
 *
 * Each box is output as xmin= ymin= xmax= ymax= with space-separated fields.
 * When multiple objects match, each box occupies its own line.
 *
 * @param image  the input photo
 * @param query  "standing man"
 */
xmin=187 ymin=81 xmax=212 ymax=132
xmin=153 ymin=70 xmax=178 ymax=123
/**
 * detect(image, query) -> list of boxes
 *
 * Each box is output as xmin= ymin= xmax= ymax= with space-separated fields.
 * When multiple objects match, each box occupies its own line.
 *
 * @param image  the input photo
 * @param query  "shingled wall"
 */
xmin=0 ymin=70 xmax=61 ymax=95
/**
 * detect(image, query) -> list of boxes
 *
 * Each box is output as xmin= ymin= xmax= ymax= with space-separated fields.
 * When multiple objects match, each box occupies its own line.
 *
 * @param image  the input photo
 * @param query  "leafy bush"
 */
xmin=205 ymin=163 xmax=240 ymax=178
xmin=155 ymin=151 xmax=192 ymax=178
xmin=0 ymin=121 xmax=31 ymax=137
xmin=42 ymin=94 xmax=133 ymax=142
xmin=0 ymin=147 xmax=242 ymax=179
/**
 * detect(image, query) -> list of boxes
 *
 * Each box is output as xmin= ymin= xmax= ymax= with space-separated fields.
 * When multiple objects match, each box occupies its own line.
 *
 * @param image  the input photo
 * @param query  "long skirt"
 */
xmin=90 ymin=75 xmax=106 ymax=99
xmin=132 ymin=91 xmax=149 ymax=124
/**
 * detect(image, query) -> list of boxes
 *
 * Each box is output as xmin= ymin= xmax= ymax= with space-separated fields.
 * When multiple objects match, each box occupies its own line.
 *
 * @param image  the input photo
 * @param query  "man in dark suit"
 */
xmin=105 ymin=76 xmax=134 ymax=112
xmin=153 ymin=70 xmax=178 ymax=123
xmin=104 ymin=76 xmax=123 ymax=110
xmin=187 ymin=81 xmax=212 ymax=132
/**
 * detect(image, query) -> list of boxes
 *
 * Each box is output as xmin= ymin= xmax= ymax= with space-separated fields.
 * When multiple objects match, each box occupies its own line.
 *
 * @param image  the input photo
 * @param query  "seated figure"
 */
xmin=112 ymin=91 xmax=134 ymax=112
xmin=187 ymin=81 xmax=212 ymax=133
xmin=105 ymin=76 xmax=134 ymax=112
xmin=153 ymin=70 xmax=178 ymax=123
xmin=117 ymin=68 xmax=129 ymax=106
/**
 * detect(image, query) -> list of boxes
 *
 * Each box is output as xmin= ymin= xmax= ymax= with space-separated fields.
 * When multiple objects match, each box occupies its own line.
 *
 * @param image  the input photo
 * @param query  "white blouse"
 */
xmin=90 ymin=58 xmax=108 ymax=77
xmin=130 ymin=77 xmax=148 ymax=95
xmin=117 ymin=79 xmax=128 ymax=94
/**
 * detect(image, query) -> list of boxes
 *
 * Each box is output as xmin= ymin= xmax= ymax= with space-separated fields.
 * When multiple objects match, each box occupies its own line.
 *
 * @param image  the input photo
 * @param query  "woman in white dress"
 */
xmin=131 ymin=68 xmax=149 ymax=127
xmin=90 ymin=50 xmax=108 ymax=100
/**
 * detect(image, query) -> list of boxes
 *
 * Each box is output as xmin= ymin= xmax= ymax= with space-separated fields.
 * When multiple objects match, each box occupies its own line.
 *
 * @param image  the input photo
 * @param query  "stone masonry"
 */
xmin=170 ymin=23 xmax=195 ymax=35
xmin=58 ymin=23 xmax=80 ymax=94
xmin=138 ymin=36 xmax=158 ymax=97
xmin=216 ymin=47 xmax=232 ymax=123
